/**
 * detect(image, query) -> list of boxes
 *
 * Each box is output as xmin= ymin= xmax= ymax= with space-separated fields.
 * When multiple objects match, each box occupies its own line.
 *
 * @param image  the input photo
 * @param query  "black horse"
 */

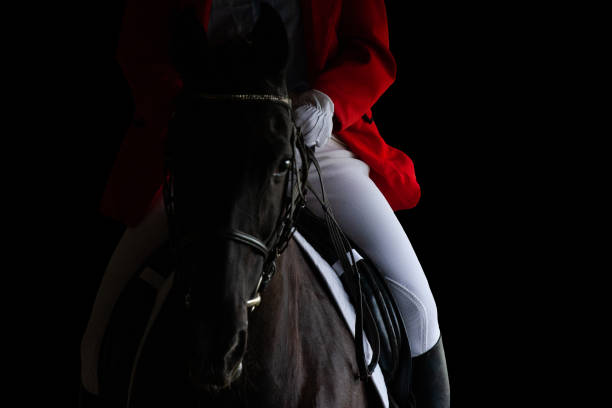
xmin=82 ymin=4 xmax=385 ymax=408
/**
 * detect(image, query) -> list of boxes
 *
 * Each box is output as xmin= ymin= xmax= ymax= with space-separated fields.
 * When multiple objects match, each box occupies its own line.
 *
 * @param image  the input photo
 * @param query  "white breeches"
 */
xmin=297 ymin=135 xmax=441 ymax=357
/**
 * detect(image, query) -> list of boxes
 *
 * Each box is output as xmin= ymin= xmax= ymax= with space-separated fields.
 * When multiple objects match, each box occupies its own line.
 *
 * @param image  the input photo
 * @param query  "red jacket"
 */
xmin=100 ymin=0 xmax=421 ymax=227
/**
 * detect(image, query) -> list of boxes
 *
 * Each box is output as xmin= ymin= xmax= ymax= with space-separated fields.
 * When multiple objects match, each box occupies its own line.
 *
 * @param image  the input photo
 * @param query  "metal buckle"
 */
xmin=246 ymin=275 xmax=264 ymax=312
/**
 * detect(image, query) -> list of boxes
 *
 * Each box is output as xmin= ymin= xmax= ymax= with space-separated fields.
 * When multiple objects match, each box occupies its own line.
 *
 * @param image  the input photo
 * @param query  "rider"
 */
xmin=91 ymin=0 xmax=450 ymax=406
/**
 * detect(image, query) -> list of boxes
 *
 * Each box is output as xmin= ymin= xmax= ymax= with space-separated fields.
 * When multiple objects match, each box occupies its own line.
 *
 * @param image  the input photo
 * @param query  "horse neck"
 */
xmin=243 ymin=239 xmax=371 ymax=407
xmin=245 ymin=240 xmax=304 ymax=395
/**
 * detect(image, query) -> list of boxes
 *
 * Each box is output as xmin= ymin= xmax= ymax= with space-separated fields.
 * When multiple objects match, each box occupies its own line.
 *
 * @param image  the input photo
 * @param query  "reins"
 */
xmin=302 ymin=146 xmax=381 ymax=380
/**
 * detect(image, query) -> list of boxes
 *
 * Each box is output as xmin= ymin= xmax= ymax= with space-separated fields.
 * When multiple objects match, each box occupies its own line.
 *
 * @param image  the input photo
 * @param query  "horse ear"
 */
xmin=169 ymin=5 xmax=210 ymax=82
xmin=251 ymin=3 xmax=289 ymax=76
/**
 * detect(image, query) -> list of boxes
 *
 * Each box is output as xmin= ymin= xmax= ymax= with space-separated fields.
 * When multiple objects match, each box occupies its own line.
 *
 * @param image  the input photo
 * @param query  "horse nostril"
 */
xmin=224 ymin=329 xmax=247 ymax=376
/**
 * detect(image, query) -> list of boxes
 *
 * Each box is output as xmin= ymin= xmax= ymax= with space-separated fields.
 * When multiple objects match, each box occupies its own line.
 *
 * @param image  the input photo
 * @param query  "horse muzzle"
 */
xmin=188 ymin=327 xmax=247 ymax=392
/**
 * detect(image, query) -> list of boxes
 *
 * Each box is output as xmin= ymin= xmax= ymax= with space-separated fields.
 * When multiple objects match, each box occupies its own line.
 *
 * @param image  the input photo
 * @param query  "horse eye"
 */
xmin=279 ymin=159 xmax=291 ymax=172
xmin=272 ymin=159 xmax=291 ymax=178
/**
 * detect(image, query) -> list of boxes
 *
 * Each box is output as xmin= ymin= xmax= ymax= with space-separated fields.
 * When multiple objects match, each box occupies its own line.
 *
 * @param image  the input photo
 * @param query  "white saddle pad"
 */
xmin=292 ymin=230 xmax=389 ymax=408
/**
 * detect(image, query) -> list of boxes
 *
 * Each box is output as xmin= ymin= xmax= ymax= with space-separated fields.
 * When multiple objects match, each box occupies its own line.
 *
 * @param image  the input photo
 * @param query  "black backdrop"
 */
xmin=54 ymin=1 xmax=567 ymax=406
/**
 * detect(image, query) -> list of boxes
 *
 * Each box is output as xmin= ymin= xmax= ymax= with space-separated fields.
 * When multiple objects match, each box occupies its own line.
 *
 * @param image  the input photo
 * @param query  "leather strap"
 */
xmin=223 ymin=229 xmax=269 ymax=256
xmin=303 ymin=148 xmax=381 ymax=380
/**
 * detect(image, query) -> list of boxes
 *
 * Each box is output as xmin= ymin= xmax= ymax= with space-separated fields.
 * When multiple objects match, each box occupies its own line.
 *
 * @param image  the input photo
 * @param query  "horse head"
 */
xmin=165 ymin=3 xmax=302 ymax=393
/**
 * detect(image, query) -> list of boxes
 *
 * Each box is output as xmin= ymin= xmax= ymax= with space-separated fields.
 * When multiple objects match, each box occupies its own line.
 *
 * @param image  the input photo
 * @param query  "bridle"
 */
xmin=163 ymin=88 xmax=311 ymax=314
xmin=163 ymin=87 xmax=380 ymax=382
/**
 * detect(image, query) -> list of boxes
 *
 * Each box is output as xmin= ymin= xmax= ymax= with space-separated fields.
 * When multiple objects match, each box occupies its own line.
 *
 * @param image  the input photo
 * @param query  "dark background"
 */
xmin=44 ymin=1 xmax=581 ymax=406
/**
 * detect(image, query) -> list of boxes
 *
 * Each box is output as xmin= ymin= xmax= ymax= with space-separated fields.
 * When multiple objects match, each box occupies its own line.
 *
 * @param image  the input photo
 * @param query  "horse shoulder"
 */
xmin=284 ymin=239 xmax=373 ymax=408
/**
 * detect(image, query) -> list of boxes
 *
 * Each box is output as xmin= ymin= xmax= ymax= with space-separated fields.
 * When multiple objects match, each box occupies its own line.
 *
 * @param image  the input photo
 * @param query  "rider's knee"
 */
xmin=384 ymin=277 xmax=441 ymax=357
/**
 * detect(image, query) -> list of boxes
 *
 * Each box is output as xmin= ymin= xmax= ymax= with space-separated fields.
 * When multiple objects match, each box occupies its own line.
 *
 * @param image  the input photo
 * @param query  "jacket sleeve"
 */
xmin=116 ymin=0 xmax=182 ymax=132
xmin=312 ymin=0 xmax=396 ymax=133
xmin=99 ymin=0 xmax=184 ymax=227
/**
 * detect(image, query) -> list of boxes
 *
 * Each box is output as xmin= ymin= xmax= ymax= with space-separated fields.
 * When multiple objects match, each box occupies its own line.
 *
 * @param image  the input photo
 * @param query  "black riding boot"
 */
xmin=409 ymin=335 xmax=450 ymax=408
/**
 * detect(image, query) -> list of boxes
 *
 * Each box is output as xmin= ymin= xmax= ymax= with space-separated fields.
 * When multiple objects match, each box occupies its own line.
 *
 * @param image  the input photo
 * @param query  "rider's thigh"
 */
xmin=303 ymin=136 xmax=441 ymax=356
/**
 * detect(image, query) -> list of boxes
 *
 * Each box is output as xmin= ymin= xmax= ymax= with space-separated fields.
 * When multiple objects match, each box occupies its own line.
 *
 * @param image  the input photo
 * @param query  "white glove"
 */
xmin=292 ymin=89 xmax=334 ymax=149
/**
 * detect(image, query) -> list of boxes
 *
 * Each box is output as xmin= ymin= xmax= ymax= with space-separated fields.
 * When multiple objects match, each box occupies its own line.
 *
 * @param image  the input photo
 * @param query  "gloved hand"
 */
xmin=292 ymin=89 xmax=334 ymax=149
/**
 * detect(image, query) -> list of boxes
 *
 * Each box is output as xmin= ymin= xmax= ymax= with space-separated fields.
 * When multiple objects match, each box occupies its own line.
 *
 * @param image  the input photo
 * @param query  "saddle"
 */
xmin=294 ymin=207 xmax=413 ymax=407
